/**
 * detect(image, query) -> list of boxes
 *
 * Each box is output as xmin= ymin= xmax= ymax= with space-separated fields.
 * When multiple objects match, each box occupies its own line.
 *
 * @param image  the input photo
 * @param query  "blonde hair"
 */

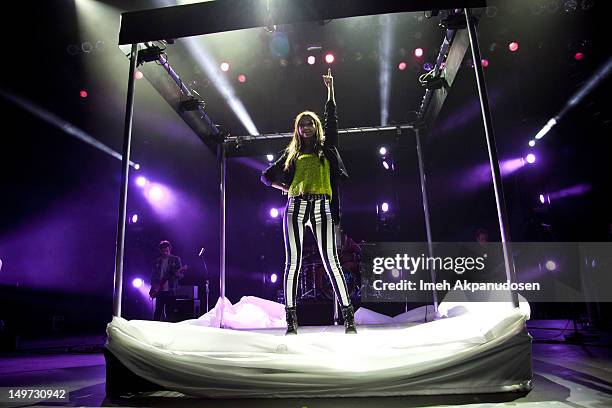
xmin=283 ymin=111 xmax=325 ymax=171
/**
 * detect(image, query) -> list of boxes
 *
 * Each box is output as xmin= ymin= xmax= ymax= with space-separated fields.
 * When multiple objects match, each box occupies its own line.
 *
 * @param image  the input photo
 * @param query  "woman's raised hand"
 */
xmin=322 ymin=68 xmax=334 ymax=89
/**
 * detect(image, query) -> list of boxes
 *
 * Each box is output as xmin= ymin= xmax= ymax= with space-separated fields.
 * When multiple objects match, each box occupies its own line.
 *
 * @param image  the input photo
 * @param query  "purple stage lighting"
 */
xmin=136 ymin=176 xmax=147 ymax=187
xmin=132 ymin=278 xmax=144 ymax=288
xmin=525 ymin=153 xmax=536 ymax=164
xmin=266 ymin=154 xmax=274 ymax=162
xmin=130 ymin=214 xmax=139 ymax=223
xmin=143 ymin=182 xmax=176 ymax=217
xmin=549 ymin=183 xmax=592 ymax=200
xmin=270 ymin=273 xmax=278 ymax=283
xmin=382 ymin=160 xmax=390 ymax=170
xmin=270 ymin=208 xmax=279 ymax=218
xmin=501 ymin=158 xmax=525 ymax=175
xmin=148 ymin=186 xmax=165 ymax=202
xmin=381 ymin=202 xmax=389 ymax=213
xmin=545 ymin=260 xmax=557 ymax=271
xmin=528 ymin=140 xmax=536 ymax=147
xmin=134 ymin=163 xmax=141 ymax=170
xmin=379 ymin=147 xmax=387 ymax=156
xmin=539 ymin=194 xmax=545 ymax=204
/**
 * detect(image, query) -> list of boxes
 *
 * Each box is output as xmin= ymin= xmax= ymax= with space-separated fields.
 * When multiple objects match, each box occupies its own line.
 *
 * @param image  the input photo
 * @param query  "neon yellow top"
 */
xmin=288 ymin=153 xmax=332 ymax=198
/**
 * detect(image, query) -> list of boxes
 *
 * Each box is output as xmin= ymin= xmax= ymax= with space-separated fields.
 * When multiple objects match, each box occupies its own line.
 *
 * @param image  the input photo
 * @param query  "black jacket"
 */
xmin=261 ymin=100 xmax=349 ymax=225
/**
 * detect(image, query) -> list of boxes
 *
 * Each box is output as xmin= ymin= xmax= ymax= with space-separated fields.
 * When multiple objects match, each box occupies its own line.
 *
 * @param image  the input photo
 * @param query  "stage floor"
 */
xmin=1 ymin=321 xmax=611 ymax=407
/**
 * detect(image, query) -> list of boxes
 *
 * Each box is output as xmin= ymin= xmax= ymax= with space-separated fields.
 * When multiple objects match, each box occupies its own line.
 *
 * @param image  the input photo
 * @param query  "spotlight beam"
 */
xmin=0 ymin=89 xmax=139 ymax=168
xmin=379 ymin=17 xmax=393 ymax=126
xmin=183 ymin=38 xmax=259 ymax=136
xmin=531 ymin=56 xmax=612 ymax=144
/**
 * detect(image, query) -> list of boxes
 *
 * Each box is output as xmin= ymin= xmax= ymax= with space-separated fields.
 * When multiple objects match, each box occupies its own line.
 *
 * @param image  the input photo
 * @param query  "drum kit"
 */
xmin=296 ymin=244 xmax=361 ymax=302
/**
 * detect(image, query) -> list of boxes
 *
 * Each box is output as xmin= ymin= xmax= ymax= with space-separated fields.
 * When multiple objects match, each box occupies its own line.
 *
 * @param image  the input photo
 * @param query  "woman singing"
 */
xmin=261 ymin=69 xmax=357 ymax=335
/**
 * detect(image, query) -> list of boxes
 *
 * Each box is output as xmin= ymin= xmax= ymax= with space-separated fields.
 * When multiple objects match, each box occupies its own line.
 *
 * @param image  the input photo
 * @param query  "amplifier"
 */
xmin=175 ymin=285 xmax=198 ymax=300
xmin=166 ymin=299 xmax=200 ymax=322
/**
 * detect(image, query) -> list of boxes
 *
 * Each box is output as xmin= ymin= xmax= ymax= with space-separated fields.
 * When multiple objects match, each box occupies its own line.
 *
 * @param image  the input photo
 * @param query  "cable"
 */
xmin=418 ymin=69 xmax=436 ymax=85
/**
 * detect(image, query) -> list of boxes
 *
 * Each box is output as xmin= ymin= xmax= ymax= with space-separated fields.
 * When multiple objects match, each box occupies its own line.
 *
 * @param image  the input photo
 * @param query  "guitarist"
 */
xmin=150 ymin=240 xmax=186 ymax=321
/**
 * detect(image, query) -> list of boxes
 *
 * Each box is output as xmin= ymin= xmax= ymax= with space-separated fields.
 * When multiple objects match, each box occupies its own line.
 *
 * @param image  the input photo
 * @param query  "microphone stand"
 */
xmin=199 ymin=248 xmax=210 ymax=313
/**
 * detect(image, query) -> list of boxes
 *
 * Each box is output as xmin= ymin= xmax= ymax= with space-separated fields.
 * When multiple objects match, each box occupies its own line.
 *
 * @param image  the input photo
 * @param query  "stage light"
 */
xmin=391 ymin=268 xmax=400 ymax=279
xmin=220 ymin=62 xmax=230 ymax=72
xmin=539 ymin=194 xmax=546 ymax=204
xmin=574 ymin=52 xmax=584 ymax=60
xmin=266 ymin=154 xmax=274 ymax=162
xmin=325 ymin=53 xmax=335 ymax=64
xmin=134 ymin=70 xmax=144 ymax=80
xmin=132 ymin=278 xmax=144 ymax=288
xmin=270 ymin=273 xmax=278 ymax=284
xmin=379 ymin=147 xmax=387 ymax=155
xmin=130 ymin=214 xmax=139 ymax=224
xmin=381 ymin=202 xmax=389 ymax=213
xmin=509 ymin=42 xmax=519 ymax=52
xmin=545 ymin=260 xmax=557 ymax=271
xmin=149 ymin=186 xmax=165 ymax=202
xmin=134 ymin=163 xmax=140 ymax=170
xmin=525 ymin=153 xmax=536 ymax=164
xmin=382 ymin=160 xmax=390 ymax=170
xmin=79 ymin=90 xmax=88 ymax=98
xmin=481 ymin=58 xmax=489 ymax=67
xmin=237 ymin=74 xmax=247 ymax=83
xmin=307 ymin=55 xmax=316 ymax=65
xmin=270 ymin=208 xmax=279 ymax=218
xmin=136 ymin=176 xmax=147 ymax=187
xmin=414 ymin=48 xmax=424 ymax=58
xmin=528 ymin=140 xmax=536 ymax=147
xmin=398 ymin=61 xmax=407 ymax=71
xmin=535 ymin=118 xmax=557 ymax=140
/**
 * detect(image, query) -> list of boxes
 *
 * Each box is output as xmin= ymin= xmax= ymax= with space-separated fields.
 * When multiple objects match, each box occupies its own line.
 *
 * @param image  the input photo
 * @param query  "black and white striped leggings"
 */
xmin=283 ymin=196 xmax=351 ymax=309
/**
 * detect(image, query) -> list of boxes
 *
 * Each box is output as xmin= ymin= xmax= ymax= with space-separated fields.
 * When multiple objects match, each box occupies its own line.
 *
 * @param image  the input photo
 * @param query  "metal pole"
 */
xmin=465 ymin=8 xmax=519 ymax=307
xmin=218 ymin=143 xmax=227 ymax=327
xmin=112 ymin=43 xmax=138 ymax=318
xmin=415 ymin=127 xmax=439 ymax=317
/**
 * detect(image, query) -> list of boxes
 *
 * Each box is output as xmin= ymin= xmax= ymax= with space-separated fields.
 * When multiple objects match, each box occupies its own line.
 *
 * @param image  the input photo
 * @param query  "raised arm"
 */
xmin=323 ymin=67 xmax=335 ymax=104
xmin=323 ymin=68 xmax=338 ymax=147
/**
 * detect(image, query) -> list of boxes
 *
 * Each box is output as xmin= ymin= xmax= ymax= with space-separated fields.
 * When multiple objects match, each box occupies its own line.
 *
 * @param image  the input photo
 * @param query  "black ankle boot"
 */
xmin=342 ymin=305 xmax=357 ymax=334
xmin=285 ymin=307 xmax=298 ymax=335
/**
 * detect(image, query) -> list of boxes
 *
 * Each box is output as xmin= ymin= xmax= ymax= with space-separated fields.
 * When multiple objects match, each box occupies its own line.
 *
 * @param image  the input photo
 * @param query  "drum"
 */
xmin=318 ymin=264 xmax=359 ymax=301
